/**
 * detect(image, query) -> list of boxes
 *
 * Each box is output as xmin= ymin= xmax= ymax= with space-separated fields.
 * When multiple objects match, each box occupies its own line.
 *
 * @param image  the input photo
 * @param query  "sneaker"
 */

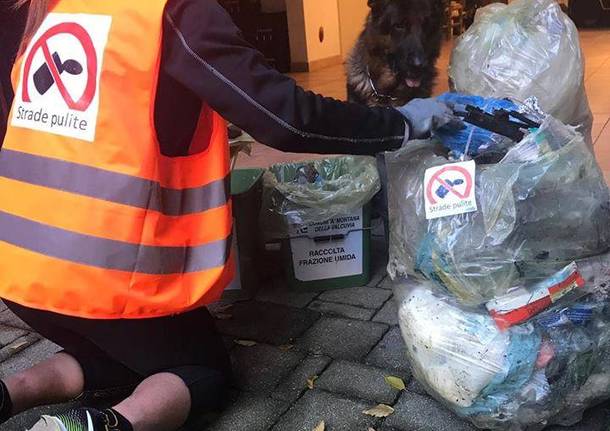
xmin=27 ymin=408 xmax=106 ymax=431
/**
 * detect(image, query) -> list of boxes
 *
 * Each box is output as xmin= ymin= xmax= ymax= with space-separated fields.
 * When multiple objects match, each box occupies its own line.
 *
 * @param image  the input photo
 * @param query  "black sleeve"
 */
xmin=161 ymin=0 xmax=407 ymax=156
xmin=0 ymin=3 xmax=28 ymax=144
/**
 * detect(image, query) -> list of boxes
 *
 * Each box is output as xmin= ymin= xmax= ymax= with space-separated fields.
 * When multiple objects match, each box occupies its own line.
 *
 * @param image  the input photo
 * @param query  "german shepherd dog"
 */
xmin=347 ymin=0 xmax=444 ymax=107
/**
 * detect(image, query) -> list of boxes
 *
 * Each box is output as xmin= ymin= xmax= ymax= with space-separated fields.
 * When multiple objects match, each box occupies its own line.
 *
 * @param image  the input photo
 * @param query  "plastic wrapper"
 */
xmin=435 ymin=93 xmax=519 ymax=159
xmin=386 ymin=116 xmax=610 ymax=306
xmin=229 ymin=126 xmax=255 ymax=168
xmin=261 ymin=156 xmax=380 ymax=239
xmin=395 ymin=253 xmax=610 ymax=430
xmin=449 ymin=0 xmax=593 ymax=147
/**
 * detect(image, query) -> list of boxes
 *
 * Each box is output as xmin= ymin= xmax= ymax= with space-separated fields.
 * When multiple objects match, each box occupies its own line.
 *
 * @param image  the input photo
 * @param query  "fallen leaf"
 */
xmin=9 ymin=340 xmax=28 ymax=351
xmin=384 ymin=375 xmax=406 ymax=391
xmin=307 ymin=375 xmax=318 ymax=389
xmin=214 ymin=313 xmax=233 ymax=320
xmin=363 ymin=404 xmax=394 ymax=418
xmin=368 ymin=428 xmax=377 ymax=431
xmin=279 ymin=344 xmax=294 ymax=351
xmin=312 ymin=420 xmax=325 ymax=431
xmin=234 ymin=340 xmax=257 ymax=347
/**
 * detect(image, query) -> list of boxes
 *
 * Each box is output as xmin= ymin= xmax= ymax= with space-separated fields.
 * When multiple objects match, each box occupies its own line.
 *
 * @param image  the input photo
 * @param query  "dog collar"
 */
xmin=367 ymin=67 xmax=399 ymax=102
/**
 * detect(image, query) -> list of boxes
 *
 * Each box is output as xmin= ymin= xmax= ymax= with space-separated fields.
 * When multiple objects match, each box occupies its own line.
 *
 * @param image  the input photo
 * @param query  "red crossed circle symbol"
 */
xmin=22 ymin=22 xmax=98 ymax=112
xmin=426 ymin=165 xmax=473 ymax=205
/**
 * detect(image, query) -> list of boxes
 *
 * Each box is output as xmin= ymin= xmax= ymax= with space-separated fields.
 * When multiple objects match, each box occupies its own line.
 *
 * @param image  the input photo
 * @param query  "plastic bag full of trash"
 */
xmin=395 ymin=252 xmax=610 ymax=430
xmin=261 ymin=156 xmax=380 ymax=239
xmin=386 ymin=113 xmax=610 ymax=306
xmin=449 ymin=0 xmax=593 ymax=147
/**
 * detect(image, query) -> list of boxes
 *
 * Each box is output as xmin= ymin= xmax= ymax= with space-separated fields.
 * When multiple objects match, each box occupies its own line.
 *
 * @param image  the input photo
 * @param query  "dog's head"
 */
xmin=365 ymin=0 xmax=443 ymax=91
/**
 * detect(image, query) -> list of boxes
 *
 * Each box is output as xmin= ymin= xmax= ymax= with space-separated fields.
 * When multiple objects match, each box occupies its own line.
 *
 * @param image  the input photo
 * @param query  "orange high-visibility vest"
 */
xmin=0 ymin=0 xmax=235 ymax=319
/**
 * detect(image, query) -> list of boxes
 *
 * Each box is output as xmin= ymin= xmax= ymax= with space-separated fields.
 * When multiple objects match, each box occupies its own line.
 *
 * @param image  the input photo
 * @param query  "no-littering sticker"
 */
xmin=424 ymin=160 xmax=477 ymax=220
xmin=11 ymin=13 xmax=112 ymax=142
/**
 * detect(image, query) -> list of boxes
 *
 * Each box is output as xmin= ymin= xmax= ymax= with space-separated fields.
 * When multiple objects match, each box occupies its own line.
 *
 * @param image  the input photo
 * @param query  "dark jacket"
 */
xmin=1 ymin=0 xmax=407 ymax=154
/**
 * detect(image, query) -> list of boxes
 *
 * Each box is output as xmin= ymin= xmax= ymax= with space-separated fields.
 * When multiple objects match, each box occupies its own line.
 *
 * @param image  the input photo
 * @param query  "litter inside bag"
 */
xmin=449 ymin=0 xmax=593 ymax=146
xmin=435 ymin=93 xmax=520 ymax=159
xmin=261 ymin=156 xmax=380 ymax=239
xmin=388 ymin=100 xmax=610 ymax=429
xmin=396 ymin=261 xmax=610 ymax=430
xmin=387 ymin=115 xmax=610 ymax=306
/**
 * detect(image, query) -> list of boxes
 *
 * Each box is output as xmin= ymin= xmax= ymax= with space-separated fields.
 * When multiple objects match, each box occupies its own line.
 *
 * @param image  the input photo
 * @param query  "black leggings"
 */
xmin=4 ymin=301 xmax=231 ymax=415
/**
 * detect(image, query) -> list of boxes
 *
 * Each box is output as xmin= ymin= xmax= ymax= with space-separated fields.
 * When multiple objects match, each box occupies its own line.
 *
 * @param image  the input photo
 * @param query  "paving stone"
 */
xmin=379 ymin=275 xmax=395 ymax=290
xmin=367 ymin=267 xmax=387 ymax=288
xmin=0 ymin=339 xmax=60 ymax=376
xmin=298 ymin=317 xmax=388 ymax=360
xmin=217 ymin=301 xmax=320 ymax=345
xmin=383 ymin=391 xmax=477 ymax=431
xmin=271 ymin=355 xmax=332 ymax=404
xmin=231 ymin=344 xmax=305 ymax=394
xmin=0 ymin=325 xmax=27 ymax=347
xmin=316 ymin=360 xmax=401 ymax=404
xmin=0 ymin=309 xmax=31 ymax=330
xmin=207 ymin=394 xmax=289 ymax=431
xmin=318 ymin=287 xmax=392 ymax=309
xmin=407 ymin=378 xmax=429 ymax=396
xmin=0 ymin=333 xmax=41 ymax=363
xmin=0 ymin=301 xmax=7 ymax=313
xmin=272 ymin=390 xmax=378 ymax=431
xmin=255 ymin=278 xmax=319 ymax=308
xmin=365 ymin=326 xmax=411 ymax=379
xmin=372 ymin=297 xmax=398 ymax=325
xmin=308 ymin=300 xmax=375 ymax=321
xmin=548 ymin=403 xmax=610 ymax=431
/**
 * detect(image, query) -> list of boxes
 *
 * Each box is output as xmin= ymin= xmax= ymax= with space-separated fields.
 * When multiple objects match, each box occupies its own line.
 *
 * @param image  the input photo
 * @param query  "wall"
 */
xmin=303 ymin=0 xmax=342 ymax=63
xmin=337 ymin=0 xmax=369 ymax=60
xmin=287 ymin=0 xmax=308 ymax=65
xmin=286 ymin=0 xmax=343 ymax=70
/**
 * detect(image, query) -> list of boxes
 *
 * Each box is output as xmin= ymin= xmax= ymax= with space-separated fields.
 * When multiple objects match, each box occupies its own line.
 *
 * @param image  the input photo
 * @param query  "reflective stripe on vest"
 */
xmin=0 ymin=149 xmax=230 ymax=216
xmin=0 ymin=0 xmax=234 ymax=319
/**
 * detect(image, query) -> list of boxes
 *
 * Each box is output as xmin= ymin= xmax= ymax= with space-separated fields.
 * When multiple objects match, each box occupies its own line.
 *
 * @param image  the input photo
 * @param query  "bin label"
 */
xmin=289 ymin=209 xmax=363 ymax=282
xmin=424 ymin=160 xmax=477 ymax=220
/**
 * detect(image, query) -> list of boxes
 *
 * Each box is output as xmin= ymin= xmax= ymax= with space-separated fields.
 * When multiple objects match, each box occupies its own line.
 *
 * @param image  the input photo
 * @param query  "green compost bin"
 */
xmin=265 ymin=157 xmax=379 ymax=291
xmin=224 ymin=168 xmax=264 ymax=300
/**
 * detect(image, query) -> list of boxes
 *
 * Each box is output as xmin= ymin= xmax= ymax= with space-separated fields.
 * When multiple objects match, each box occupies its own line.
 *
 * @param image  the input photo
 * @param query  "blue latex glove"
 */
xmin=395 ymin=98 xmax=461 ymax=140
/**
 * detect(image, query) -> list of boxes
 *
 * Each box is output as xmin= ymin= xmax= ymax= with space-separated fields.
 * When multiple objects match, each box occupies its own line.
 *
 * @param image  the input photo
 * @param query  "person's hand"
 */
xmin=396 ymin=98 xmax=461 ymax=140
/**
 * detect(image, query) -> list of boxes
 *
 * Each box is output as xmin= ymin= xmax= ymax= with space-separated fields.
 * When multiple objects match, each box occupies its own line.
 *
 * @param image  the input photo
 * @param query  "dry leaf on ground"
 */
xmin=384 ymin=375 xmax=406 ymax=391
xmin=363 ymin=404 xmax=395 ymax=418
xmin=234 ymin=340 xmax=257 ymax=347
xmin=279 ymin=344 xmax=294 ymax=351
xmin=9 ymin=340 xmax=28 ymax=351
xmin=312 ymin=420 xmax=325 ymax=431
xmin=307 ymin=375 xmax=318 ymax=389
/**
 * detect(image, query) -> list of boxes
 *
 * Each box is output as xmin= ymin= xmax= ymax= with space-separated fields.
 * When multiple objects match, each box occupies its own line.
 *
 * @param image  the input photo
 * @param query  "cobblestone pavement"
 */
xmin=1 ymin=235 xmax=610 ymax=431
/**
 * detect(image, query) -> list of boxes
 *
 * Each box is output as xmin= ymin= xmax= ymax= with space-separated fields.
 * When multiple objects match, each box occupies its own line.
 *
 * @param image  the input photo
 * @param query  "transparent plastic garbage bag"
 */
xmin=449 ymin=0 xmax=593 ymax=146
xmin=395 ymin=253 xmax=610 ymax=430
xmin=386 ymin=116 xmax=610 ymax=306
xmin=261 ymin=156 xmax=380 ymax=239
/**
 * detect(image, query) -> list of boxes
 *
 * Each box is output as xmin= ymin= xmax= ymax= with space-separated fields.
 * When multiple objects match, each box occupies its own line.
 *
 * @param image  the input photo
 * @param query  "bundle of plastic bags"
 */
xmin=386 ymin=110 xmax=610 ymax=429
xmin=449 ymin=0 xmax=593 ymax=147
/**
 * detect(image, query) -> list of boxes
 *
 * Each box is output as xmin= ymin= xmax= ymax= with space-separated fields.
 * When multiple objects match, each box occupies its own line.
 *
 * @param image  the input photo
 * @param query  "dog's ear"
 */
xmin=367 ymin=0 xmax=380 ymax=8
